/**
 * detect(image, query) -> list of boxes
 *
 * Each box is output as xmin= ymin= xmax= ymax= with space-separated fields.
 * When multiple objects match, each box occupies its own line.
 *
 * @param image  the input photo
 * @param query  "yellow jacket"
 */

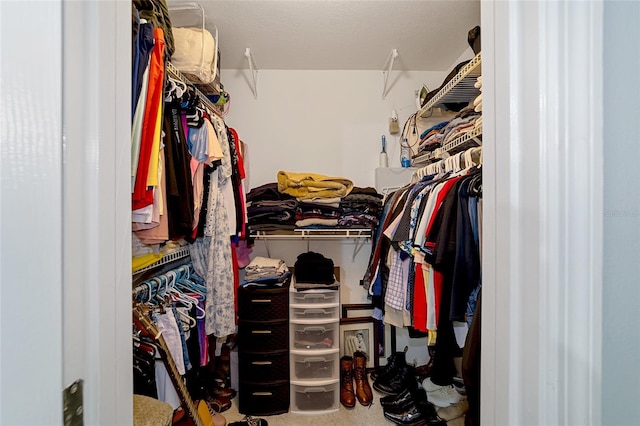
xmin=277 ymin=170 xmax=354 ymax=200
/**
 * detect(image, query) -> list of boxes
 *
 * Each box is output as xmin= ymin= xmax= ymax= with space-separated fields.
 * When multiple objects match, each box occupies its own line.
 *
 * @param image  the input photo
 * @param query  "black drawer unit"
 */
xmin=238 ymin=283 xmax=290 ymax=415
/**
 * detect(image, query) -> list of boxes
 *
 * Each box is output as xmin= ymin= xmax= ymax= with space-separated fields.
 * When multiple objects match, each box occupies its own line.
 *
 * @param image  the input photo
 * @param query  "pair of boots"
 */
xmin=415 ymin=346 xmax=436 ymax=381
xmin=340 ymin=351 xmax=373 ymax=408
xmin=371 ymin=350 xmax=416 ymax=395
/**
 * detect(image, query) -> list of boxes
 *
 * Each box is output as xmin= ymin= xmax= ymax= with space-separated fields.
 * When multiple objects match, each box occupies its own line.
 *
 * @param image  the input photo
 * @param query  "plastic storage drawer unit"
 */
xmin=290 ymin=379 xmax=340 ymax=414
xmin=290 ymin=349 xmax=339 ymax=381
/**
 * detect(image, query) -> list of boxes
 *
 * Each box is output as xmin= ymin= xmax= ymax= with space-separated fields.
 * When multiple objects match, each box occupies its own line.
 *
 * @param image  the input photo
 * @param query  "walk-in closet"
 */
xmin=2 ymin=1 xmax=637 ymax=426
xmin=129 ymin=1 xmax=482 ymax=424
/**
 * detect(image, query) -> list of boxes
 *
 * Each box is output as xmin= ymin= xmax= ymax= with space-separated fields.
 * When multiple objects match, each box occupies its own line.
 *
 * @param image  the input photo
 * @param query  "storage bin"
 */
xmin=290 ymin=289 xmax=339 ymax=306
xmin=290 ymin=349 xmax=339 ymax=381
xmin=239 ymin=350 xmax=289 ymax=382
xmin=290 ymin=379 xmax=339 ymax=413
xmin=290 ymin=320 xmax=339 ymax=350
xmin=238 ymin=319 xmax=288 ymax=352
xmin=290 ymin=304 xmax=339 ymax=321
xmin=167 ymin=2 xmax=219 ymax=85
xmin=239 ymin=285 xmax=289 ymax=321
xmin=238 ymin=380 xmax=289 ymax=416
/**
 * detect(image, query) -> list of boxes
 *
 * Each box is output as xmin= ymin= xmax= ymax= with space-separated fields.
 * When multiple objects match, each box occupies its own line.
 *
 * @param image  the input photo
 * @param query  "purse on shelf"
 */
xmin=468 ymin=25 xmax=481 ymax=55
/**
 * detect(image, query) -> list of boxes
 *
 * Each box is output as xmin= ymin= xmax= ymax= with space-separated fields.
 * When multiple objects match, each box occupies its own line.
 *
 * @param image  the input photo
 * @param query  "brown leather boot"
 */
xmin=340 ymin=356 xmax=356 ymax=408
xmin=353 ymin=351 xmax=372 ymax=406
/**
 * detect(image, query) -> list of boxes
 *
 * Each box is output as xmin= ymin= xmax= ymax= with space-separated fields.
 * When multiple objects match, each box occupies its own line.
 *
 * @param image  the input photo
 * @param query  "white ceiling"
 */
xmin=166 ymin=0 xmax=481 ymax=71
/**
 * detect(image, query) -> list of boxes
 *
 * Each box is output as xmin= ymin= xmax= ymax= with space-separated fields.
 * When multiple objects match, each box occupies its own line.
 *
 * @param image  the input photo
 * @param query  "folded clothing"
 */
xmin=294 ymin=251 xmax=335 ymax=284
xmin=294 ymin=278 xmax=339 ymax=291
xmin=277 ymin=170 xmax=354 ymax=200
xmin=245 ymin=256 xmax=288 ymax=281
xmin=247 ymin=182 xmax=297 ymax=204
xmin=295 ymin=218 xmax=339 ymax=228
xmin=242 ymin=270 xmax=291 ymax=288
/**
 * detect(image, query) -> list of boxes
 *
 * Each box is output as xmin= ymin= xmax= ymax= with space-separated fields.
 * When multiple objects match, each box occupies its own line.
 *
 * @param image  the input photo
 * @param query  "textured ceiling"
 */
xmin=166 ymin=0 xmax=481 ymax=71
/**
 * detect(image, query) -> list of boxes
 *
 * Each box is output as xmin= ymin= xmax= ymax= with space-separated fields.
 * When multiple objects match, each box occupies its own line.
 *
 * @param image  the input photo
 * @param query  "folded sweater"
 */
xmin=277 ymin=171 xmax=354 ymax=200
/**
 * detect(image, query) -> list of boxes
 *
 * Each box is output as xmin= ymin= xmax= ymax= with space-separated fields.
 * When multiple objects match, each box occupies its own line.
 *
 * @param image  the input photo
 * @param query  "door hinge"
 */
xmin=63 ymin=379 xmax=84 ymax=426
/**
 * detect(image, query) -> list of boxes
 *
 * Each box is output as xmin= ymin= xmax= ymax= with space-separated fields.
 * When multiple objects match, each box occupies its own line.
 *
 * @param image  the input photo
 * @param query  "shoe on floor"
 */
xmin=426 ymin=386 xmax=462 ymax=408
xmin=436 ymin=396 xmax=468 ymax=421
xmin=421 ymin=377 xmax=447 ymax=393
xmin=210 ymin=411 xmax=227 ymax=426
xmin=452 ymin=377 xmax=466 ymax=396
xmin=228 ymin=415 xmax=268 ymax=426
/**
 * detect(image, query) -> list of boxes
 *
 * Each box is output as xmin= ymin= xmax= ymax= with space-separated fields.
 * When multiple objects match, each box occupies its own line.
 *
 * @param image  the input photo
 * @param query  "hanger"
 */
xmin=175 ymin=306 xmax=197 ymax=331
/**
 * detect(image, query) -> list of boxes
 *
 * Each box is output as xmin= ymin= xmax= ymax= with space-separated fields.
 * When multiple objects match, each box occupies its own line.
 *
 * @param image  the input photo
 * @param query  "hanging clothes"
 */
xmin=190 ymin=166 xmax=236 ymax=338
xmin=363 ymin=151 xmax=482 ymax=387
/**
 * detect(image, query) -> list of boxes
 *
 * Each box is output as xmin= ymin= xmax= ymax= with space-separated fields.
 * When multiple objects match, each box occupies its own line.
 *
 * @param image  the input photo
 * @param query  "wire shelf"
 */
xmin=251 ymin=228 xmax=372 ymax=240
xmin=133 ymin=246 xmax=191 ymax=275
xmin=413 ymin=125 xmax=482 ymax=166
xmin=419 ymin=52 xmax=482 ymax=116
xmin=166 ymin=61 xmax=222 ymax=116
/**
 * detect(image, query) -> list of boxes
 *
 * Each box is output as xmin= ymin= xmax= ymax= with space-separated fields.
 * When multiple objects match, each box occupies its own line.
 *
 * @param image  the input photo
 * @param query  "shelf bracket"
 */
xmin=244 ymin=48 xmax=258 ymax=99
xmin=262 ymin=237 xmax=271 ymax=258
xmin=382 ymin=49 xmax=398 ymax=100
xmin=352 ymin=236 xmax=368 ymax=262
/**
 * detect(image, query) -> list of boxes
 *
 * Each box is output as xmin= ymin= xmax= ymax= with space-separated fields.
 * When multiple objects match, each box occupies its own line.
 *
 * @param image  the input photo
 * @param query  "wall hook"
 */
xmin=382 ymin=49 xmax=398 ymax=100
xmin=244 ymin=47 xmax=258 ymax=99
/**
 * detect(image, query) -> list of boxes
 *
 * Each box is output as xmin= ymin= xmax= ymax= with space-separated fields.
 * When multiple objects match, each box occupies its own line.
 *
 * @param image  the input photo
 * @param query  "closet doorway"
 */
xmin=1 ymin=1 xmax=622 ymax=425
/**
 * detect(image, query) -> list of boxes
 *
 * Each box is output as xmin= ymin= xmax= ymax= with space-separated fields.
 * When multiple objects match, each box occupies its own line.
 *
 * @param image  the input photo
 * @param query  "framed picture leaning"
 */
xmin=339 ymin=317 xmax=378 ymax=369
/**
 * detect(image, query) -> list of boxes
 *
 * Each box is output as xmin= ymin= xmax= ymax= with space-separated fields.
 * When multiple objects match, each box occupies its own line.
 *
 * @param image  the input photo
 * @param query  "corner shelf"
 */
xmin=413 ymin=52 xmax=482 ymax=166
xmin=250 ymin=228 xmax=372 ymax=261
xmin=418 ymin=52 xmax=481 ymax=117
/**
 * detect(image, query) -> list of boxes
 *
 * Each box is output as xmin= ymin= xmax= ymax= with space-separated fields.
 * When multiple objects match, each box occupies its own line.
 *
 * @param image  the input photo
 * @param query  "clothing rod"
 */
xmin=132 ymin=262 xmax=195 ymax=302
xmin=411 ymin=146 xmax=482 ymax=182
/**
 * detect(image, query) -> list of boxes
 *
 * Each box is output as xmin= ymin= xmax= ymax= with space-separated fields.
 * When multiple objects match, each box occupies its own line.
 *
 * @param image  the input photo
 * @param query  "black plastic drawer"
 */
xmin=239 ymin=380 xmax=289 ymax=416
xmin=238 ymin=319 xmax=288 ymax=352
xmin=239 ymin=350 xmax=289 ymax=382
xmin=238 ymin=286 xmax=289 ymax=322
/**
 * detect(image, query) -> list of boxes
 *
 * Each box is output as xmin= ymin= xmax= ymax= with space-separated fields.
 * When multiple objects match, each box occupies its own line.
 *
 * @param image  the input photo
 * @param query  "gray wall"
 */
xmin=603 ymin=2 xmax=640 ymax=425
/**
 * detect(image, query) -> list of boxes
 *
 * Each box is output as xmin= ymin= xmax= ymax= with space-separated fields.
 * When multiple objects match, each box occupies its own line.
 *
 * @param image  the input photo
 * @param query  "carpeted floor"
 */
xmin=220 ymin=389 xmax=467 ymax=426
xmin=221 ymin=386 xmax=394 ymax=426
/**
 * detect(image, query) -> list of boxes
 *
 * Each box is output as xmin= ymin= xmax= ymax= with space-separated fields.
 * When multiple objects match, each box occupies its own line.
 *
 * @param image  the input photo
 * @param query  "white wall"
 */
xmin=222 ymin=69 xmax=447 ymax=188
xmin=221 ymin=68 xmax=451 ymax=366
xmin=602 ymin=2 xmax=640 ymax=425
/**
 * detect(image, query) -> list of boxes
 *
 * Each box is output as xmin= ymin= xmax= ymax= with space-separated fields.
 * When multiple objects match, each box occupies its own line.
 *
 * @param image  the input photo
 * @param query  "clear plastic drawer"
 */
xmin=290 ymin=305 xmax=339 ymax=321
xmin=290 ymin=321 xmax=339 ymax=351
xmin=290 ymin=379 xmax=339 ymax=414
xmin=290 ymin=289 xmax=339 ymax=306
xmin=290 ymin=349 xmax=339 ymax=381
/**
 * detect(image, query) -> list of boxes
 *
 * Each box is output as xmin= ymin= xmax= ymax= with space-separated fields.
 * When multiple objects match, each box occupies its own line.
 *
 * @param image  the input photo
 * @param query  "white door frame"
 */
xmin=481 ymin=1 xmax=603 ymax=424
xmin=2 ymin=1 xmax=606 ymax=424
xmin=62 ymin=0 xmax=131 ymax=424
